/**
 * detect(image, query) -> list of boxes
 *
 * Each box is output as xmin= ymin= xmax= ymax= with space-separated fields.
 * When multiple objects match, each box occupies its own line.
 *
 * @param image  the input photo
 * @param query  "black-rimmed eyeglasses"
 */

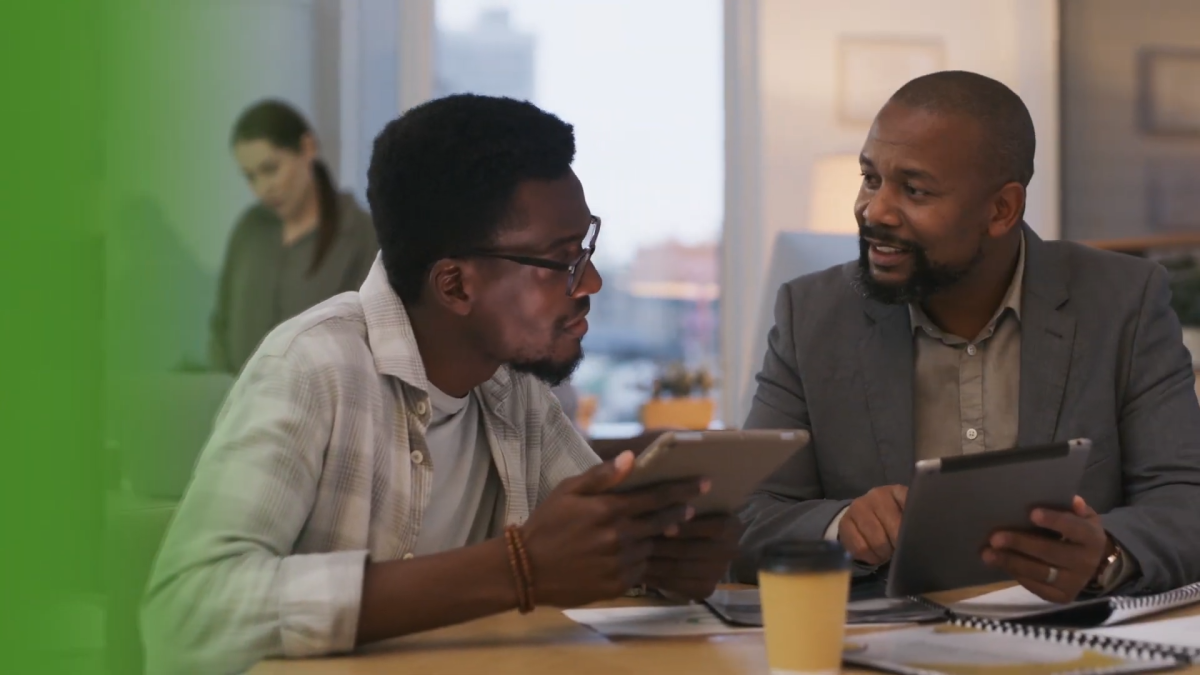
xmin=459 ymin=216 xmax=601 ymax=296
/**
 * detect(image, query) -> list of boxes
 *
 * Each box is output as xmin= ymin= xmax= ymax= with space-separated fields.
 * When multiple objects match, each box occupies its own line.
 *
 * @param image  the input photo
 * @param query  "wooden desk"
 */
xmin=252 ymin=585 xmax=1200 ymax=674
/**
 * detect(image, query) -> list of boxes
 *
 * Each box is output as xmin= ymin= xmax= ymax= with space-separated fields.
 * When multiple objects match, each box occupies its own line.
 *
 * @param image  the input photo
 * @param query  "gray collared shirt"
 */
xmin=824 ymin=235 xmax=1026 ymax=541
xmin=909 ymin=234 xmax=1026 ymax=461
xmin=903 ymin=235 xmax=1134 ymax=590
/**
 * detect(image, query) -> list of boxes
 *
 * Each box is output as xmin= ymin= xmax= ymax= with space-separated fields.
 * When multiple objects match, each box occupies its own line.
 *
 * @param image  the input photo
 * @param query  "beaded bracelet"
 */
xmin=511 ymin=527 xmax=535 ymax=610
xmin=503 ymin=527 xmax=529 ymax=612
xmin=504 ymin=525 xmax=536 ymax=613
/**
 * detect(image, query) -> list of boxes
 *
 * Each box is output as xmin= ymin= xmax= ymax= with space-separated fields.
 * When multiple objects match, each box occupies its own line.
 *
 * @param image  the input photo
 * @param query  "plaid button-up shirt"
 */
xmin=142 ymin=256 xmax=600 ymax=674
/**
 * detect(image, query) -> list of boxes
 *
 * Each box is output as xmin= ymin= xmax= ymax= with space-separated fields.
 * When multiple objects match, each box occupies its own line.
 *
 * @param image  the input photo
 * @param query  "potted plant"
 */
xmin=1163 ymin=255 xmax=1200 ymax=366
xmin=640 ymin=362 xmax=717 ymax=430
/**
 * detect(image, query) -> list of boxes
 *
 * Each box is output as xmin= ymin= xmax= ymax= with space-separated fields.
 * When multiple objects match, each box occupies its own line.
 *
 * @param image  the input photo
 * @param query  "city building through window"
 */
xmin=435 ymin=1 xmax=724 ymax=432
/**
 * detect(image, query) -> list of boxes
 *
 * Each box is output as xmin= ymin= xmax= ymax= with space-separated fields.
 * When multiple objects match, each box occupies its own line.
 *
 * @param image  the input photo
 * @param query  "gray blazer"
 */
xmin=735 ymin=226 xmax=1200 ymax=594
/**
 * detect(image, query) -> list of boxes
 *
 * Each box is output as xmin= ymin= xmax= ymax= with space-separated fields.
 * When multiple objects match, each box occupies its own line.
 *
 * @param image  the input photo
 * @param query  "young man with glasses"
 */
xmin=142 ymin=94 xmax=740 ymax=674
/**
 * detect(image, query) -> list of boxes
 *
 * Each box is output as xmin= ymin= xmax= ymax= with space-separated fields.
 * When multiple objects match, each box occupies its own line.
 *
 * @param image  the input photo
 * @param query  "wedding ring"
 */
xmin=1045 ymin=565 xmax=1059 ymax=584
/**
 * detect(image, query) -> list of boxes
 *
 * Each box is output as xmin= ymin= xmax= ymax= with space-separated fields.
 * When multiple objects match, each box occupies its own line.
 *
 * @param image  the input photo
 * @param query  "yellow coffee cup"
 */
xmin=758 ymin=540 xmax=852 ymax=675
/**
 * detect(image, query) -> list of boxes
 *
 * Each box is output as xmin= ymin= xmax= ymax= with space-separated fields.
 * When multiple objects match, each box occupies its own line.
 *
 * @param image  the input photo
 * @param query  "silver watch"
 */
xmin=1089 ymin=543 xmax=1125 ymax=592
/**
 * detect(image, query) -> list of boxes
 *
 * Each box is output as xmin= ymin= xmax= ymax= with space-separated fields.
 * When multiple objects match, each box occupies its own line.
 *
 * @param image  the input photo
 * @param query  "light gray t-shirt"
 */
xmin=412 ymin=383 xmax=502 ymax=556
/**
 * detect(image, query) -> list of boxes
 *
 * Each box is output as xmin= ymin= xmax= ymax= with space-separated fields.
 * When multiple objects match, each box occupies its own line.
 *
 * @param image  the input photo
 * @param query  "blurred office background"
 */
xmin=105 ymin=0 xmax=1200 ymax=442
xmin=106 ymin=0 xmax=725 ymax=437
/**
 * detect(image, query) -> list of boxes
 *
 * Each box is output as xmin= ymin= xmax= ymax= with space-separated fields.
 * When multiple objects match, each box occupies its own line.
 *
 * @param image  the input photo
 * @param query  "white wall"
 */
xmin=759 ymin=0 xmax=1060 ymax=255
xmin=104 ymin=0 xmax=323 ymax=274
xmin=722 ymin=0 xmax=1060 ymax=425
xmin=103 ymin=0 xmax=355 ymax=370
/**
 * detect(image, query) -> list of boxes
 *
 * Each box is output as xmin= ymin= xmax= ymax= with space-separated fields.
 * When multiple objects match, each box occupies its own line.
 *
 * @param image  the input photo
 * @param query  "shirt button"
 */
xmin=966 ymin=345 xmax=977 ymax=356
xmin=966 ymin=428 xmax=979 ymax=440
xmin=414 ymin=400 xmax=428 ymax=416
xmin=402 ymin=552 xmax=414 ymax=560
xmin=411 ymin=450 xmax=424 ymax=464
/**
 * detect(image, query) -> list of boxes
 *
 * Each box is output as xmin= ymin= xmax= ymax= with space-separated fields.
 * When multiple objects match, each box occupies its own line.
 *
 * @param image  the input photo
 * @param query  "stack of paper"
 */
xmin=946 ymin=581 xmax=1200 ymax=627
xmin=562 ymin=588 xmax=944 ymax=639
xmin=842 ymin=623 xmax=1180 ymax=675
xmin=562 ymin=604 xmax=760 ymax=637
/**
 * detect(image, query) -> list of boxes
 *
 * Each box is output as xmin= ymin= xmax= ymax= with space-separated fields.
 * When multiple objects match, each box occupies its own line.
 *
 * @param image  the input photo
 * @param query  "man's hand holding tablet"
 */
xmin=840 ymin=486 xmax=1115 ymax=602
xmin=644 ymin=513 xmax=744 ymax=600
xmin=837 ymin=440 xmax=1135 ymax=602
xmin=520 ymin=450 xmax=712 ymax=607
xmin=609 ymin=430 xmax=806 ymax=599
xmin=983 ymin=495 xmax=1120 ymax=602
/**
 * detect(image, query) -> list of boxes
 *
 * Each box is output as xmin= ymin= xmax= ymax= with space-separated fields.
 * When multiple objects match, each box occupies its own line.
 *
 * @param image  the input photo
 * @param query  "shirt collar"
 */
xmin=909 ymin=231 xmax=1026 ymax=335
xmin=358 ymin=254 xmax=513 ymax=406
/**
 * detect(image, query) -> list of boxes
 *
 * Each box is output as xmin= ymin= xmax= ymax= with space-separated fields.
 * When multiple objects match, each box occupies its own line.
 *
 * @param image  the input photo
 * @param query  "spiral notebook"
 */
xmin=941 ymin=581 xmax=1200 ymax=628
xmin=1082 ymin=615 xmax=1200 ymax=661
xmin=843 ymin=619 xmax=1187 ymax=675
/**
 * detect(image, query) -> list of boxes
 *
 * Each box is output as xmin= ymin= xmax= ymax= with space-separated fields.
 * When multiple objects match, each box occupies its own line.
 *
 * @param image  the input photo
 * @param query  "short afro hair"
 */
xmin=888 ymin=70 xmax=1036 ymax=188
xmin=367 ymin=94 xmax=576 ymax=305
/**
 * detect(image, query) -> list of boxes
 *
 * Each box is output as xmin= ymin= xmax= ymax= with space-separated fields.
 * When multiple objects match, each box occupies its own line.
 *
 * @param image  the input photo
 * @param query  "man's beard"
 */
xmin=510 ymin=351 xmax=583 ymax=387
xmin=855 ymin=224 xmax=982 ymax=305
xmin=509 ymin=300 xmax=588 ymax=386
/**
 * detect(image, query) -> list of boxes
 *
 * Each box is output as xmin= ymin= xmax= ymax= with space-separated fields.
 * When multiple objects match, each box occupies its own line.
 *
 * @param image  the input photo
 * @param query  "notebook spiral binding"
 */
xmin=910 ymin=594 xmax=953 ymax=616
xmin=1110 ymin=581 xmax=1200 ymax=612
xmin=948 ymin=615 xmax=1195 ymax=664
xmin=906 ymin=593 xmax=1200 ymax=664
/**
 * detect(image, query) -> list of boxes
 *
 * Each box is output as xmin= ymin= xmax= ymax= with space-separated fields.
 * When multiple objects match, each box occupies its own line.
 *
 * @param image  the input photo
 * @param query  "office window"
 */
xmin=340 ymin=0 xmax=403 ymax=203
xmin=435 ymin=0 xmax=724 ymax=432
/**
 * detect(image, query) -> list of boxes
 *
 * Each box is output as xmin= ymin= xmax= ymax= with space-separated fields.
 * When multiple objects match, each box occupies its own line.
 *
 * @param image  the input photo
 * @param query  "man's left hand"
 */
xmin=982 ymin=496 xmax=1111 ymax=603
xmin=643 ymin=514 xmax=742 ymax=600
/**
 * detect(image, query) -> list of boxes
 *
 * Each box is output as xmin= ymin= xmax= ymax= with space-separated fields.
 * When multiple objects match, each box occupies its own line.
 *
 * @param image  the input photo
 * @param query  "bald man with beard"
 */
xmin=734 ymin=71 xmax=1200 ymax=603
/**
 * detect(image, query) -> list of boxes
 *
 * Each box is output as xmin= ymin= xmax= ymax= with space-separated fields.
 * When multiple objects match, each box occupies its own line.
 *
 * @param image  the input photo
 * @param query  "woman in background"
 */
xmin=210 ymin=99 xmax=378 ymax=373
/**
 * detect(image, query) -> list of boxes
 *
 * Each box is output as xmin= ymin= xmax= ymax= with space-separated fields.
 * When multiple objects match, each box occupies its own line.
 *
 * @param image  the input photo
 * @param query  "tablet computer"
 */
xmin=611 ymin=429 xmax=808 ymax=516
xmin=885 ymin=438 xmax=1092 ymax=598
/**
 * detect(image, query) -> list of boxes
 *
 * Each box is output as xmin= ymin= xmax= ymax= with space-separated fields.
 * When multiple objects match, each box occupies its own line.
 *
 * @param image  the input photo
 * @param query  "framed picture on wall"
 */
xmin=837 ymin=37 xmax=945 ymax=125
xmin=1138 ymin=47 xmax=1200 ymax=136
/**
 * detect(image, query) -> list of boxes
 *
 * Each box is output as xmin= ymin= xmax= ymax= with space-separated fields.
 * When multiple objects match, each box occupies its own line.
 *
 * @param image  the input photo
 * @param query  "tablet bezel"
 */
xmin=884 ymin=438 xmax=1092 ymax=598
xmin=612 ymin=429 xmax=809 ymax=516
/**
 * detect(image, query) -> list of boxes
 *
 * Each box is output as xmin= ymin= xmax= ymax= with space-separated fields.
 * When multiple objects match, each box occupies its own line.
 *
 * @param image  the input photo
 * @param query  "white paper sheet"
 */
xmin=947 ymin=585 xmax=1062 ymax=620
xmin=948 ymin=583 xmax=1200 ymax=627
xmin=562 ymin=604 xmax=762 ymax=637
